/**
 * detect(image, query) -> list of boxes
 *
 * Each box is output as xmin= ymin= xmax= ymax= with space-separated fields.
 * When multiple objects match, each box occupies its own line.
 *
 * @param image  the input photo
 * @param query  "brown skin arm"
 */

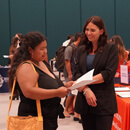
xmin=65 ymin=60 xmax=72 ymax=81
xmin=17 ymin=63 xmax=70 ymax=100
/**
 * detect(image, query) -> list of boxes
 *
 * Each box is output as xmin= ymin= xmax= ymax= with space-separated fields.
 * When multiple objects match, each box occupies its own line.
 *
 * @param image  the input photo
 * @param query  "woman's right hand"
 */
xmin=84 ymin=88 xmax=97 ymax=107
xmin=57 ymin=87 xmax=70 ymax=98
xmin=64 ymin=81 xmax=74 ymax=88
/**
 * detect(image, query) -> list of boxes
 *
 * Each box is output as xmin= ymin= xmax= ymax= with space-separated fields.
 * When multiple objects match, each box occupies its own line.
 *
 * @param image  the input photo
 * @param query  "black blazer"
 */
xmin=74 ymin=42 xmax=119 ymax=115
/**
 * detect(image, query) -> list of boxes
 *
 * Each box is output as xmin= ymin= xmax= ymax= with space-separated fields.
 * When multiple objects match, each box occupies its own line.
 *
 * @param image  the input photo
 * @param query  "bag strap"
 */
xmin=8 ymin=77 xmax=17 ymax=113
xmin=8 ymin=61 xmax=43 ymax=120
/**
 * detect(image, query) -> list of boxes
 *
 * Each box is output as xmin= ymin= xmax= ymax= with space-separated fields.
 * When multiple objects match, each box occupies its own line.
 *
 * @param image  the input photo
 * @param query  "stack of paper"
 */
xmin=68 ymin=69 xmax=97 ymax=90
xmin=115 ymin=87 xmax=130 ymax=91
xmin=116 ymin=92 xmax=130 ymax=98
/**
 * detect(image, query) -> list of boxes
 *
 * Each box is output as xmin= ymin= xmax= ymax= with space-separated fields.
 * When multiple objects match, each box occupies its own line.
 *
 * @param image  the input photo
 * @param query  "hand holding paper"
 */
xmin=68 ymin=69 xmax=98 ymax=90
xmin=65 ymin=81 xmax=74 ymax=88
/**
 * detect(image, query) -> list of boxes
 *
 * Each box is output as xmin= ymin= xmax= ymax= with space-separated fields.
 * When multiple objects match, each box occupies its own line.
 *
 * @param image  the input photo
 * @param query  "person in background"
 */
xmin=127 ymin=49 xmax=130 ymax=61
xmin=63 ymin=33 xmax=83 ymax=122
xmin=62 ymin=34 xmax=74 ymax=47
xmin=8 ymin=33 xmax=23 ymax=64
xmin=73 ymin=16 xmax=119 ymax=130
xmin=15 ymin=33 xmax=23 ymax=48
xmin=8 ymin=31 xmax=73 ymax=130
xmin=8 ymin=37 xmax=18 ymax=65
xmin=8 ymin=33 xmax=23 ymax=99
xmin=110 ymin=35 xmax=129 ymax=77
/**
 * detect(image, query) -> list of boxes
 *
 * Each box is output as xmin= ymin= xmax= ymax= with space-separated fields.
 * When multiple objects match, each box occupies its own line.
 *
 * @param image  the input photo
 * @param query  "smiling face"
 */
xmin=29 ymin=40 xmax=47 ymax=62
xmin=85 ymin=22 xmax=103 ymax=45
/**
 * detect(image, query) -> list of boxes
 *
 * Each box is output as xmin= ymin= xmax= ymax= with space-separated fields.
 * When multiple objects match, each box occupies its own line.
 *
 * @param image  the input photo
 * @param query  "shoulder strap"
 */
xmin=8 ymin=61 xmax=43 ymax=121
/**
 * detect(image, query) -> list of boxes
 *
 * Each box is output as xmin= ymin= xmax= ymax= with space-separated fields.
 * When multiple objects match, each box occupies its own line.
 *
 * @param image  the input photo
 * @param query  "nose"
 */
xmin=87 ymin=30 xmax=91 ymax=35
xmin=44 ymin=48 xmax=47 ymax=54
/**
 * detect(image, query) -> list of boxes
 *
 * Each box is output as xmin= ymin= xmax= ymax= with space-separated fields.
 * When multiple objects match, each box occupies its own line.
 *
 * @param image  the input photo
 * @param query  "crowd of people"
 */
xmin=7 ymin=16 xmax=130 ymax=130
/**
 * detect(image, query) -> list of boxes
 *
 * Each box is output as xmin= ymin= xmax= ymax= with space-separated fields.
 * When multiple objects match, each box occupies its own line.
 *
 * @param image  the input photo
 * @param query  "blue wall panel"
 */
xmin=116 ymin=0 xmax=130 ymax=49
xmin=81 ymin=0 xmax=115 ymax=39
xmin=10 ymin=0 xmax=46 ymax=37
xmin=0 ymin=0 xmax=10 ymax=65
xmin=0 ymin=0 xmax=130 ymax=65
xmin=46 ymin=0 xmax=81 ymax=59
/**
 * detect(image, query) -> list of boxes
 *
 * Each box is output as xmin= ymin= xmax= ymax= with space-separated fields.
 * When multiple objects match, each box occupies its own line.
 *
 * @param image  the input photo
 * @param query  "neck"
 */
xmin=31 ymin=59 xmax=40 ymax=66
xmin=92 ymin=42 xmax=98 ymax=50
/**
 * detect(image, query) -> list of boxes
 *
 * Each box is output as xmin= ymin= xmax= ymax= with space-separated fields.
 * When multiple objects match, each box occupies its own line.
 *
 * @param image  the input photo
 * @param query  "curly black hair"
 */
xmin=8 ymin=31 xmax=46 ymax=92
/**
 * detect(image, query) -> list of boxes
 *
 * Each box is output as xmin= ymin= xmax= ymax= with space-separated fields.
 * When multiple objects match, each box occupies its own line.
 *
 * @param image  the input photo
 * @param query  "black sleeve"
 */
xmin=73 ymin=46 xmax=84 ymax=81
xmin=101 ymin=43 xmax=119 ymax=83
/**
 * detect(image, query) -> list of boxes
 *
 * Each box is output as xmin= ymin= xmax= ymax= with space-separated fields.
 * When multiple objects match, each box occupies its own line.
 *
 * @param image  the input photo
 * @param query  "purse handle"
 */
xmin=8 ymin=61 xmax=43 ymax=121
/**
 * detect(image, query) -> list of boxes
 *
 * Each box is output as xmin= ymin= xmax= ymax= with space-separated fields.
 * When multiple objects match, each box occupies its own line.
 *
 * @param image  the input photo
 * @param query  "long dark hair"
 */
xmin=82 ymin=16 xmax=108 ymax=52
xmin=8 ymin=31 xmax=46 ymax=91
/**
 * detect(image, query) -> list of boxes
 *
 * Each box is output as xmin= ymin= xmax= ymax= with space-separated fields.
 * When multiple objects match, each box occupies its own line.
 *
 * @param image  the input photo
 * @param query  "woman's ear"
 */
xmin=100 ymin=29 xmax=104 ymax=35
xmin=28 ymin=47 xmax=33 ymax=54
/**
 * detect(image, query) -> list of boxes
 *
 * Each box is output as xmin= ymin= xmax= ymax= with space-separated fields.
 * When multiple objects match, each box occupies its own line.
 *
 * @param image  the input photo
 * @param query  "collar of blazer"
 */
xmin=80 ymin=45 xmax=104 ymax=73
xmin=92 ymin=47 xmax=103 ymax=68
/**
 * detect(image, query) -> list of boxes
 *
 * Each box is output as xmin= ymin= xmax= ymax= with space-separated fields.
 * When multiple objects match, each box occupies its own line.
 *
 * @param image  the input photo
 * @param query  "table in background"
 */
xmin=112 ymin=94 xmax=130 ymax=130
xmin=0 ymin=66 xmax=10 ymax=93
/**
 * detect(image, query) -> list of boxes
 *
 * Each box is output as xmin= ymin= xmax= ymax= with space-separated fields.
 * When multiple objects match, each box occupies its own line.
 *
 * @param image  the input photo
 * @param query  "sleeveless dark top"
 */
xmin=17 ymin=61 xmax=64 ymax=119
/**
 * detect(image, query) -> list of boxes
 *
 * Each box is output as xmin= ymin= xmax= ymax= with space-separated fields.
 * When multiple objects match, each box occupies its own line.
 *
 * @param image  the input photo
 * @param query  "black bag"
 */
xmin=55 ymin=44 xmax=77 ymax=72
xmin=55 ymin=46 xmax=66 ymax=72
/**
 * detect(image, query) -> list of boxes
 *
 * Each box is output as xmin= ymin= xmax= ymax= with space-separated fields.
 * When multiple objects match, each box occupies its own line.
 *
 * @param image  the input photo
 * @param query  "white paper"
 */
xmin=120 ymin=65 xmax=128 ymax=84
xmin=68 ymin=69 xmax=97 ymax=90
xmin=71 ymin=89 xmax=78 ymax=95
xmin=116 ymin=91 xmax=130 ymax=98
xmin=115 ymin=87 xmax=130 ymax=91
xmin=3 ymin=55 xmax=9 ymax=58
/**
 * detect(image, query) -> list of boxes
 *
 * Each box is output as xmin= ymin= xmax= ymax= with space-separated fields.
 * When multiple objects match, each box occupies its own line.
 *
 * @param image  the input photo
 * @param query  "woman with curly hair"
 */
xmin=8 ymin=31 xmax=73 ymax=130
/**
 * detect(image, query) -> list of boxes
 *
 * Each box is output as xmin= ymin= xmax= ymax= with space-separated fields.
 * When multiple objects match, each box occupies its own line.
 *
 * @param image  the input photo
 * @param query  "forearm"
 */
xmin=22 ymin=87 xmax=60 ymax=100
xmin=80 ymin=73 xmax=104 ymax=92
xmin=92 ymin=73 xmax=104 ymax=84
xmin=93 ymin=73 xmax=104 ymax=84
xmin=65 ymin=61 xmax=72 ymax=75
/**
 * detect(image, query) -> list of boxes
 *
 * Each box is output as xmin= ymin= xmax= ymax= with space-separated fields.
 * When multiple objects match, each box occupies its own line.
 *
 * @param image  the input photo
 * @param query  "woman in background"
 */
xmin=8 ymin=37 xmax=18 ymax=65
xmin=110 ymin=35 xmax=129 ymax=77
xmin=15 ymin=33 xmax=23 ymax=48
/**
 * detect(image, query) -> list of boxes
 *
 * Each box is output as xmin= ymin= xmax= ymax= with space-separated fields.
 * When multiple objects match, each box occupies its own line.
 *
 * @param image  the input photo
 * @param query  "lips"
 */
xmin=87 ymin=36 xmax=93 ymax=40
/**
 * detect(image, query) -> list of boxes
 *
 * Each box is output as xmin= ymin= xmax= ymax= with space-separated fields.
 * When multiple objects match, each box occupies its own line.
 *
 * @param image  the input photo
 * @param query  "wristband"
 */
xmin=83 ymin=88 xmax=90 ymax=95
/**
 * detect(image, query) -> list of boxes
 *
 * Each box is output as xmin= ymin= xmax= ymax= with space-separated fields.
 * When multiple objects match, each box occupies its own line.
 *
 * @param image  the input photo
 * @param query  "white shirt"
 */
xmin=62 ymin=39 xmax=71 ymax=47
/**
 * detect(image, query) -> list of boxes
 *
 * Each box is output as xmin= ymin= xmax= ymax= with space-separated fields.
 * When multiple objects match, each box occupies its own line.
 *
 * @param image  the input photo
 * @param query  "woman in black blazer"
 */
xmin=73 ymin=16 xmax=119 ymax=130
